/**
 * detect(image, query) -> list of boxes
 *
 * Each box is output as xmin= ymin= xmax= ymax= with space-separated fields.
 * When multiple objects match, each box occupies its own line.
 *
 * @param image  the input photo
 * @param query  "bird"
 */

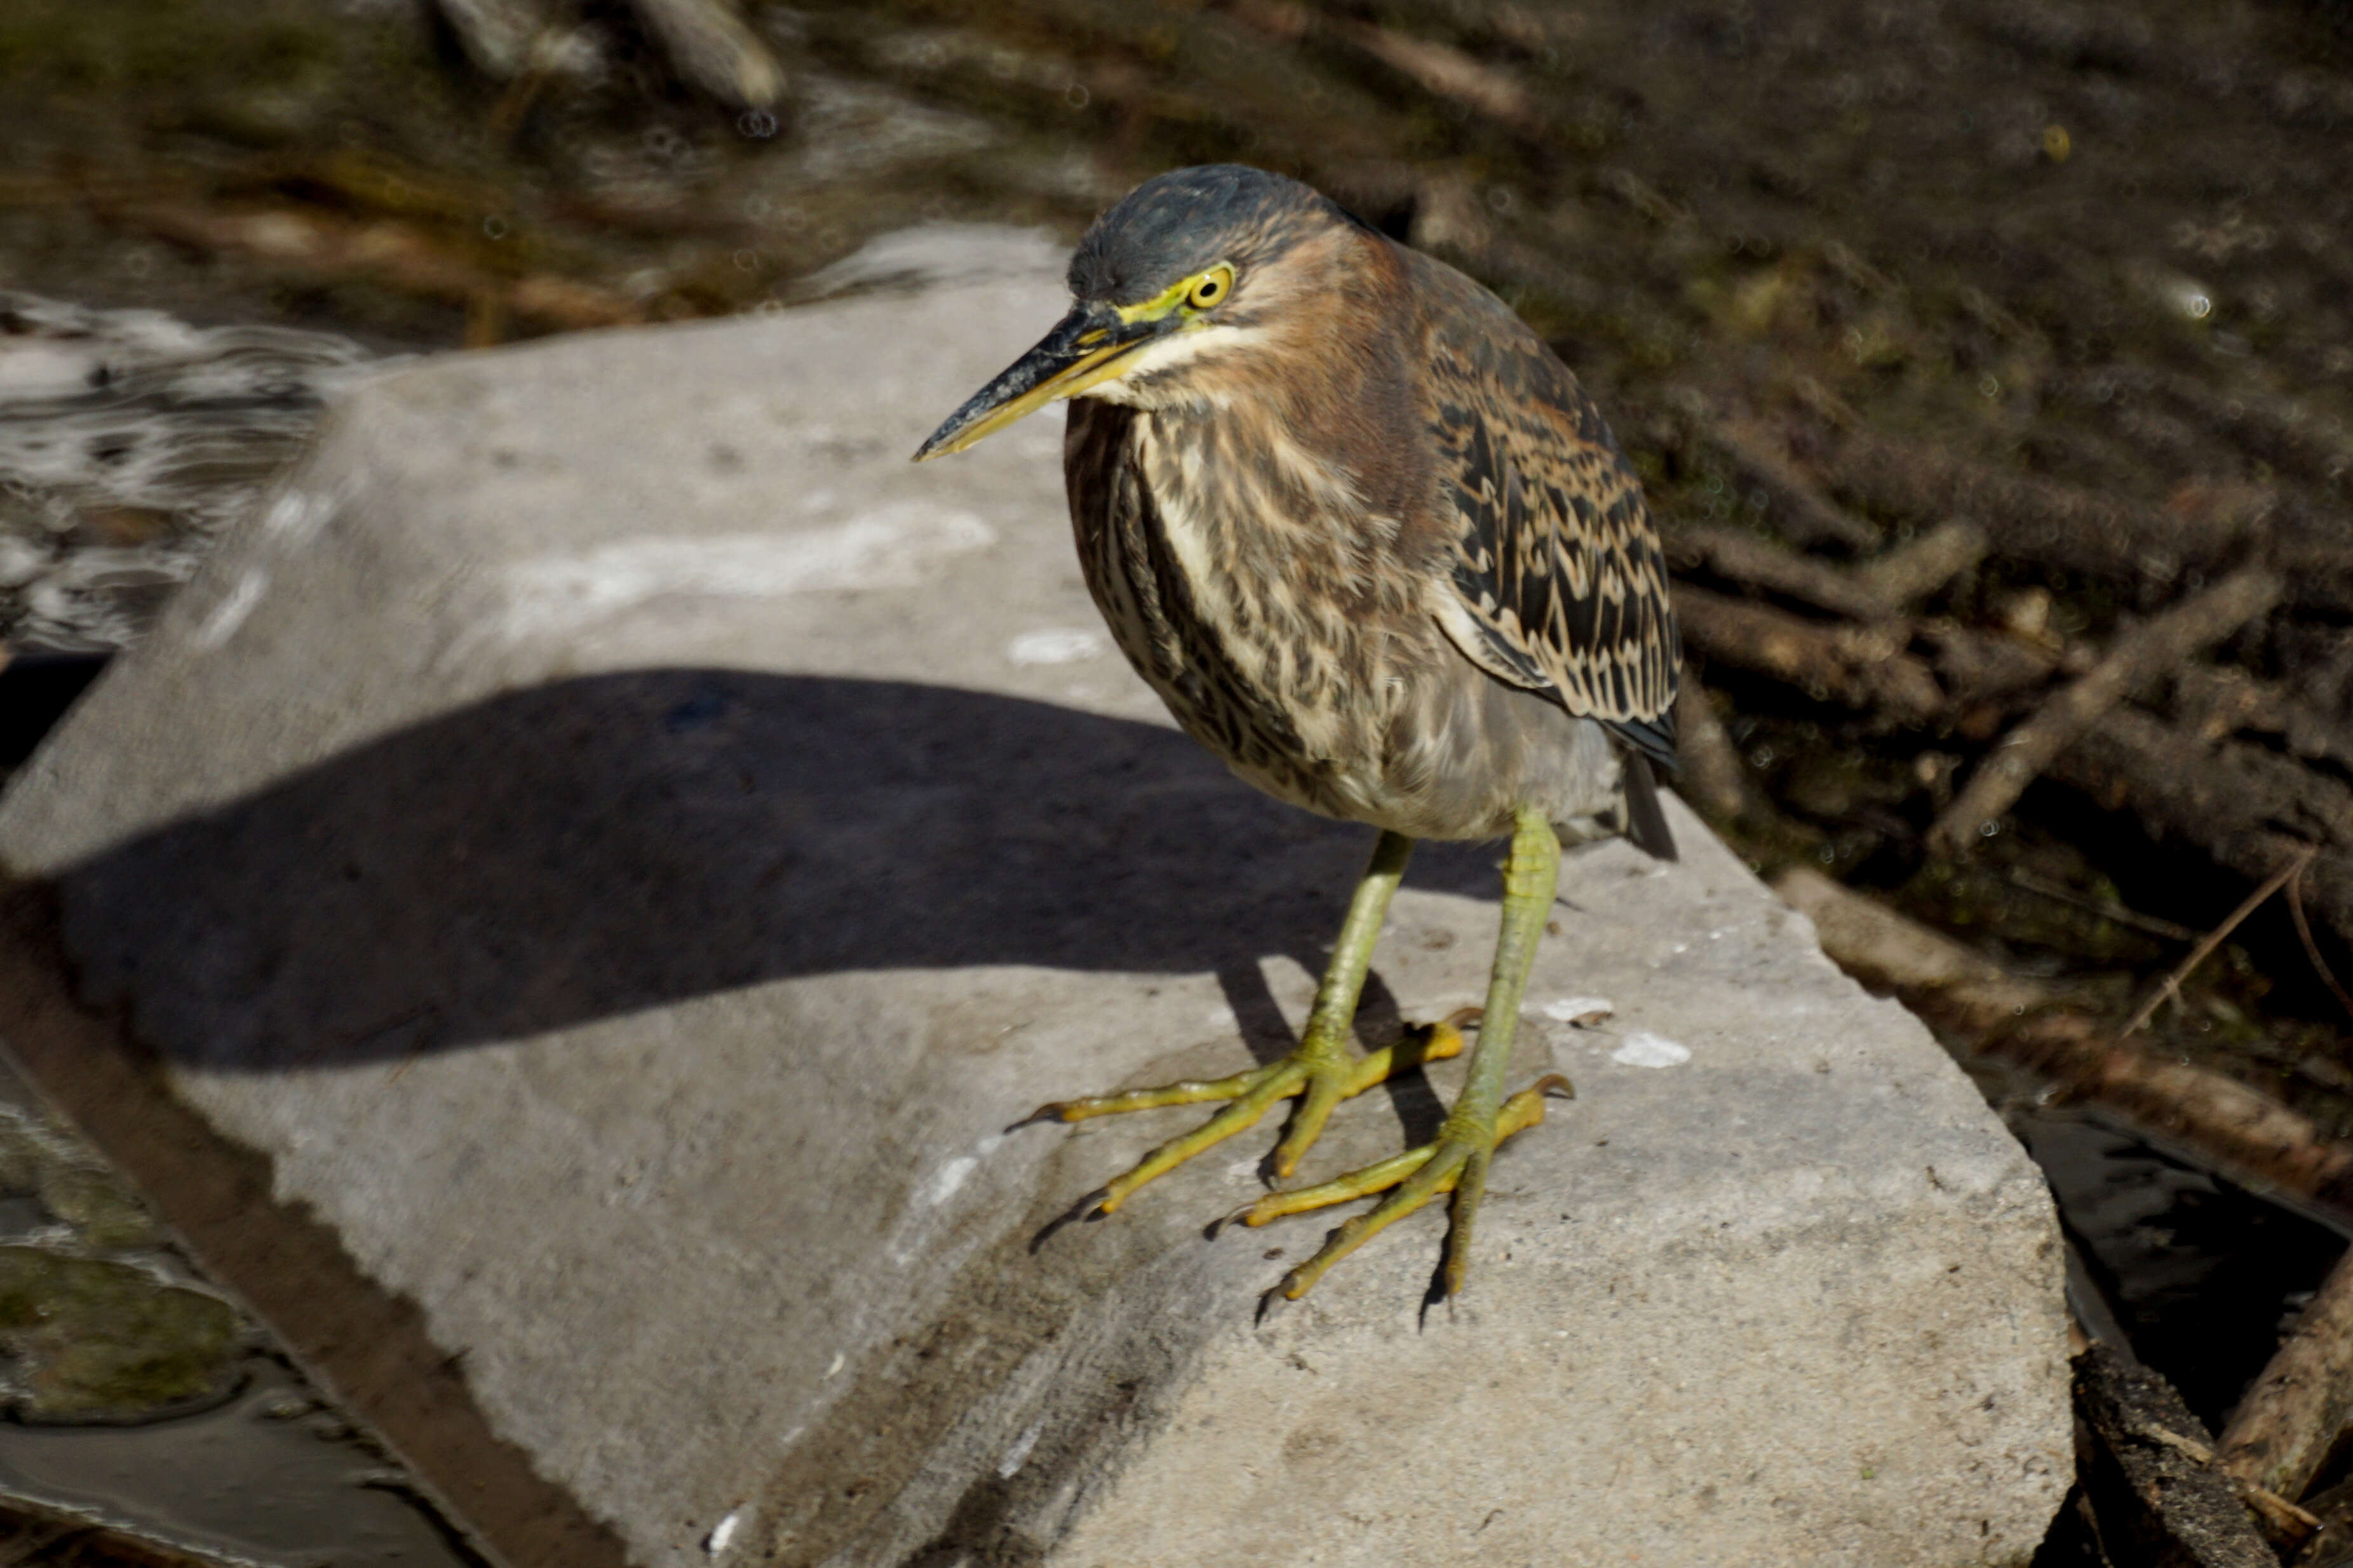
xmin=914 ymin=164 xmax=1679 ymax=1302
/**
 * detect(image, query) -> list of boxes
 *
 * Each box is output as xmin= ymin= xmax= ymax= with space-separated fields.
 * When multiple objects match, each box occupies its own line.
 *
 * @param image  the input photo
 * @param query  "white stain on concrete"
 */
xmin=922 ymin=1155 xmax=980 ymax=1206
xmin=1611 ymin=1032 xmax=1692 ymax=1069
xmin=260 ymin=486 xmax=334 ymax=550
xmin=1544 ymin=996 xmax=1614 ymax=1025
xmin=485 ymin=502 xmax=995 ymax=645
xmin=1008 ymin=627 xmax=1105 ymax=665
xmin=191 ymin=567 xmax=268 ymax=650
xmin=997 ymin=1419 xmax=1045 ymax=1478
xmin=704 ymin=1507 xmax=743 ymax=1557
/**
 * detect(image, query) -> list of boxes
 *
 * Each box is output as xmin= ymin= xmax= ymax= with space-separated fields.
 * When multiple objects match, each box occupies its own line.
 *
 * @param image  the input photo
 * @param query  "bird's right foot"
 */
xmin=1027 ymin=1008 xmax=1479 ymax=1215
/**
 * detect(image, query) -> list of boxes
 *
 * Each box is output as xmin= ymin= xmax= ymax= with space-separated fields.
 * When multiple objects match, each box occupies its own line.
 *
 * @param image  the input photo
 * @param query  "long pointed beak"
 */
xmin=912 ymin=302 xmax=1172 ymax=462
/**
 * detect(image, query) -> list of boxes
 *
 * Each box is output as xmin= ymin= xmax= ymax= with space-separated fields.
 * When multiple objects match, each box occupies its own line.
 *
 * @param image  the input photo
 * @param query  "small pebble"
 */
xmin=1544 ymin=996 xmax=1614 ymax=1025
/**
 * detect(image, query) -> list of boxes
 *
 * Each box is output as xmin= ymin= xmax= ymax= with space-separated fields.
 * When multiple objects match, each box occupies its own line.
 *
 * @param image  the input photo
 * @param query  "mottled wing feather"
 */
xmin=1422 ymin=277 xmax=1681 ymax=769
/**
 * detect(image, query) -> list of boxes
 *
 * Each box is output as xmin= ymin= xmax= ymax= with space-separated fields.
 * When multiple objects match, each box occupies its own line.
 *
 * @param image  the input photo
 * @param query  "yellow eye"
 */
xmin=1186 ymin=264 xmax=1234 ymax=310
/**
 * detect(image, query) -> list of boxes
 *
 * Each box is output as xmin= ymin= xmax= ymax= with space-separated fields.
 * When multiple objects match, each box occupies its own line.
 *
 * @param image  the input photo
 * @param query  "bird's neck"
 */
xmin=1137 ymin=262 xmax=1426 ymax=526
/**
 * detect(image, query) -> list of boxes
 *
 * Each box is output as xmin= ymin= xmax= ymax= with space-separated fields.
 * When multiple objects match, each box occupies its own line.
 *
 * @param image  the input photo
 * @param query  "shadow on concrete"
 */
xmin=58 ymin=671 xmax=1505 ymax=1071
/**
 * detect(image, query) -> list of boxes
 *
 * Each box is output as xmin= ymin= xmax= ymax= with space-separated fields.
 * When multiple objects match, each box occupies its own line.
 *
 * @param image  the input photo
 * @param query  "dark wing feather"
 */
xmin=1417 ymin=262 xmax=1681 ymax=772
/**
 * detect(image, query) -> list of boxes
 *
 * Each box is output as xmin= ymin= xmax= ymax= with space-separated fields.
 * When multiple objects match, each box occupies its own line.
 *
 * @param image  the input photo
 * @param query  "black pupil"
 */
xmin=1198 ymin=278 xmax=1219 ymax=300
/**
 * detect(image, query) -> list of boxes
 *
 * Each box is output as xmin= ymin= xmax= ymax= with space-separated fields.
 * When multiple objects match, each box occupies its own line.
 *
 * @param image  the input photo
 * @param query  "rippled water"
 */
xmin=0 ymin=1050 xmax=478 ymax=1567
xmin=0 ymin=293 xmax=377 ymax=653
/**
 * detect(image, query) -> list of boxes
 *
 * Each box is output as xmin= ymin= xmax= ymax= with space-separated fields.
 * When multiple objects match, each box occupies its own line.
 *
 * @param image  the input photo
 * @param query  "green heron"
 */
xmin=916 ymin=164 xmax=1679 ymax=1301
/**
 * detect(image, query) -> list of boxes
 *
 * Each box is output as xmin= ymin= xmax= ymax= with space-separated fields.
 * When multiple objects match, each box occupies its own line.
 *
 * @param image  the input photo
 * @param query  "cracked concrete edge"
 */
xmin=0 ymin=879 xmax=632 ymax=1568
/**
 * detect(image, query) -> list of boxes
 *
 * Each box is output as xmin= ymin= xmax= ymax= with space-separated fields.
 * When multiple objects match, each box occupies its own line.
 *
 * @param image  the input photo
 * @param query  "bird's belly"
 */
xmin=1368 ymin=658 xmax=1628 ymax=842
xmin=1074 ymin=438 xmax=1379 ymax=817
xmin=1106 ymin=601 xmax=1380 ymax=826
xmin=1070 ymin=399 xmax=1627 ymax=843
xmin=1116 ymin=600 xmax=1623 ymax=846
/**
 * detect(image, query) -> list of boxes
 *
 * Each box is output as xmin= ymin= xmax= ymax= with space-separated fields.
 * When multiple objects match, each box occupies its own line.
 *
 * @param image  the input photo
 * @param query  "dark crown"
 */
xmin=1067 ymin=165 xmax=1349 ymax=305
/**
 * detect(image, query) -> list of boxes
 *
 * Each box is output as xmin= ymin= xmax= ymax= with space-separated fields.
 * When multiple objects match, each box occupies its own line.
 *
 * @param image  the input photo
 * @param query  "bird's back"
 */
xmin=1398 ymin=246 xmax=1680 ymax=775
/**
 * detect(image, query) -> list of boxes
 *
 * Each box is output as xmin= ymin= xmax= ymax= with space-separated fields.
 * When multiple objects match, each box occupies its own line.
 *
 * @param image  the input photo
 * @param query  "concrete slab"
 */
xmin=0 ymin=228 xmax=2069 ymax=1567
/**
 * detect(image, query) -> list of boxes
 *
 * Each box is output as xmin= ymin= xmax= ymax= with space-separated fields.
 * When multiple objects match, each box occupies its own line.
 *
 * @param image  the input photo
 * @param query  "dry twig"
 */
xmin=2075 ymin=1343 xmax=2290 ymax=1567
xmin=1774 ymin=868 xmax=2353 ymax=1218
xmin=2173 ymin=666 xmax=2353 ymax=775
xmin=1850 ymin=518 xmax=1990 ymax=608
xmin=1687 ymin=407 xmax=1881 ymax=550
xmin=2047 ymin=706 xmax=2353 ymax=949
xmin=2057 ymin=365 xmax=2353 ymax=496
xmin=1917 ymin=621 xmax=2061 ymax=709
xmin=1825 ymin=427 xmax=2267 ymax=586
xmin=2288 ymin=876 xmax=2353 ymax=1025
xmin=1337 ymin=19 xmax=1544 ymax=135
xmin=1224 ymin=1 xmax=1546 ymax=135
xmin=2114 ymin=843 xmax=2316 ymax=1043
xmin=2006 ymin=866 xmax=2199 ymax=944
xmin=1671 ymin=680 xmax=1758 ymax=821
xmin=1662 ymin=521 xmax=1894 ymax=620
xmin=116 ymin=201 xmax=642 ymax=332
xmin=2220 ymin=1248 xmax=2353 ymax=1505
xmin=1674 ymin=584 xmax=1943 ymax=721
xmin=1929 ymin=567 xmax=2282 ymax=855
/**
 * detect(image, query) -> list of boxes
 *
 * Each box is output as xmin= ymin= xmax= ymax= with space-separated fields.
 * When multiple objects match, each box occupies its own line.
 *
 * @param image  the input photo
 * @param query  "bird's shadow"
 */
xmin=58 ymin=671 xmax=1504 ymax=1078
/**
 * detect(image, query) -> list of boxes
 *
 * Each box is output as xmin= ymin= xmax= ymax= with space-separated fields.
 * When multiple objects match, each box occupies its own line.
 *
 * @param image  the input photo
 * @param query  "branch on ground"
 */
xmin=1772 ymin=868 xmax=2353 ymax=1221
xmin=1929 ymin=567 xmax=2282 ymax=857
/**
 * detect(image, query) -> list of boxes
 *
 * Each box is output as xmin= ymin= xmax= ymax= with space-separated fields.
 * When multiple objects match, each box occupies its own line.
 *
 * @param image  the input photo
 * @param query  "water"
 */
xmin=0 ymin=1360 xmax=482 ymax=1568
xmin=2026 ymin=1107 xmax=2347 ymax=1431
xmin=1955 ymin=1049 xmax=2345 ymax=1430
xmin=0 ymin=291 xmax=375 ymax=653
xmin=0 ymin=1049 xmax=478 ymax=1568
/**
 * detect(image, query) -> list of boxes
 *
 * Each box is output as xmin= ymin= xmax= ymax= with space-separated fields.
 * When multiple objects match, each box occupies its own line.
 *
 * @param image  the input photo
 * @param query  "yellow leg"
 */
xmin=1231 ymin=1076 xmax=1568 ymax=1226
xmin=1274 ymin=808 xmax=1564 ymax=1301
xmin=1037 ymin=1018 xmax=1469 ymax=1123
xmin=1030 ymin=831 xmax=1453 ymax=1215
xmin=1063 ymin=1012 xmax=1471 ymax=1214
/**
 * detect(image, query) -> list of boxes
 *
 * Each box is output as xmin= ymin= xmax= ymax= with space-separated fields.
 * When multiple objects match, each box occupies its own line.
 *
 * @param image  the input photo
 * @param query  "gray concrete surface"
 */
xmin=0 ymin=228 xmax=2070 ymax=1567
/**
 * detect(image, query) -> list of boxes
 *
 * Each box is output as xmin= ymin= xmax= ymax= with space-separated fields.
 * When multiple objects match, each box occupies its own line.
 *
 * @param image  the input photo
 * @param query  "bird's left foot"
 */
xmin=1239 ymin=1073 xmax=1573 ymax=1301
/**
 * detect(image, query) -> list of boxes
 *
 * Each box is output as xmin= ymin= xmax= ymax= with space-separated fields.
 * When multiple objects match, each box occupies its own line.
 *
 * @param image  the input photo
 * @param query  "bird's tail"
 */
xmin=1619 ymin=753 xmax=1678 ymax=862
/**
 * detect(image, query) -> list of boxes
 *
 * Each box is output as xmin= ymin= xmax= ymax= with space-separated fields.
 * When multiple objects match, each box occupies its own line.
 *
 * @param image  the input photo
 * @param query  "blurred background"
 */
xmin=6 ymin=1 xmax=2353 ymax=1563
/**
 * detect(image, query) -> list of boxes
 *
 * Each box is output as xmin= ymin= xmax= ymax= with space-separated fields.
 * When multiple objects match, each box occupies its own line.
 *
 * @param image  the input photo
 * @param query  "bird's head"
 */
xmin=914 ymin=165 xmax=1362 ymax=461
